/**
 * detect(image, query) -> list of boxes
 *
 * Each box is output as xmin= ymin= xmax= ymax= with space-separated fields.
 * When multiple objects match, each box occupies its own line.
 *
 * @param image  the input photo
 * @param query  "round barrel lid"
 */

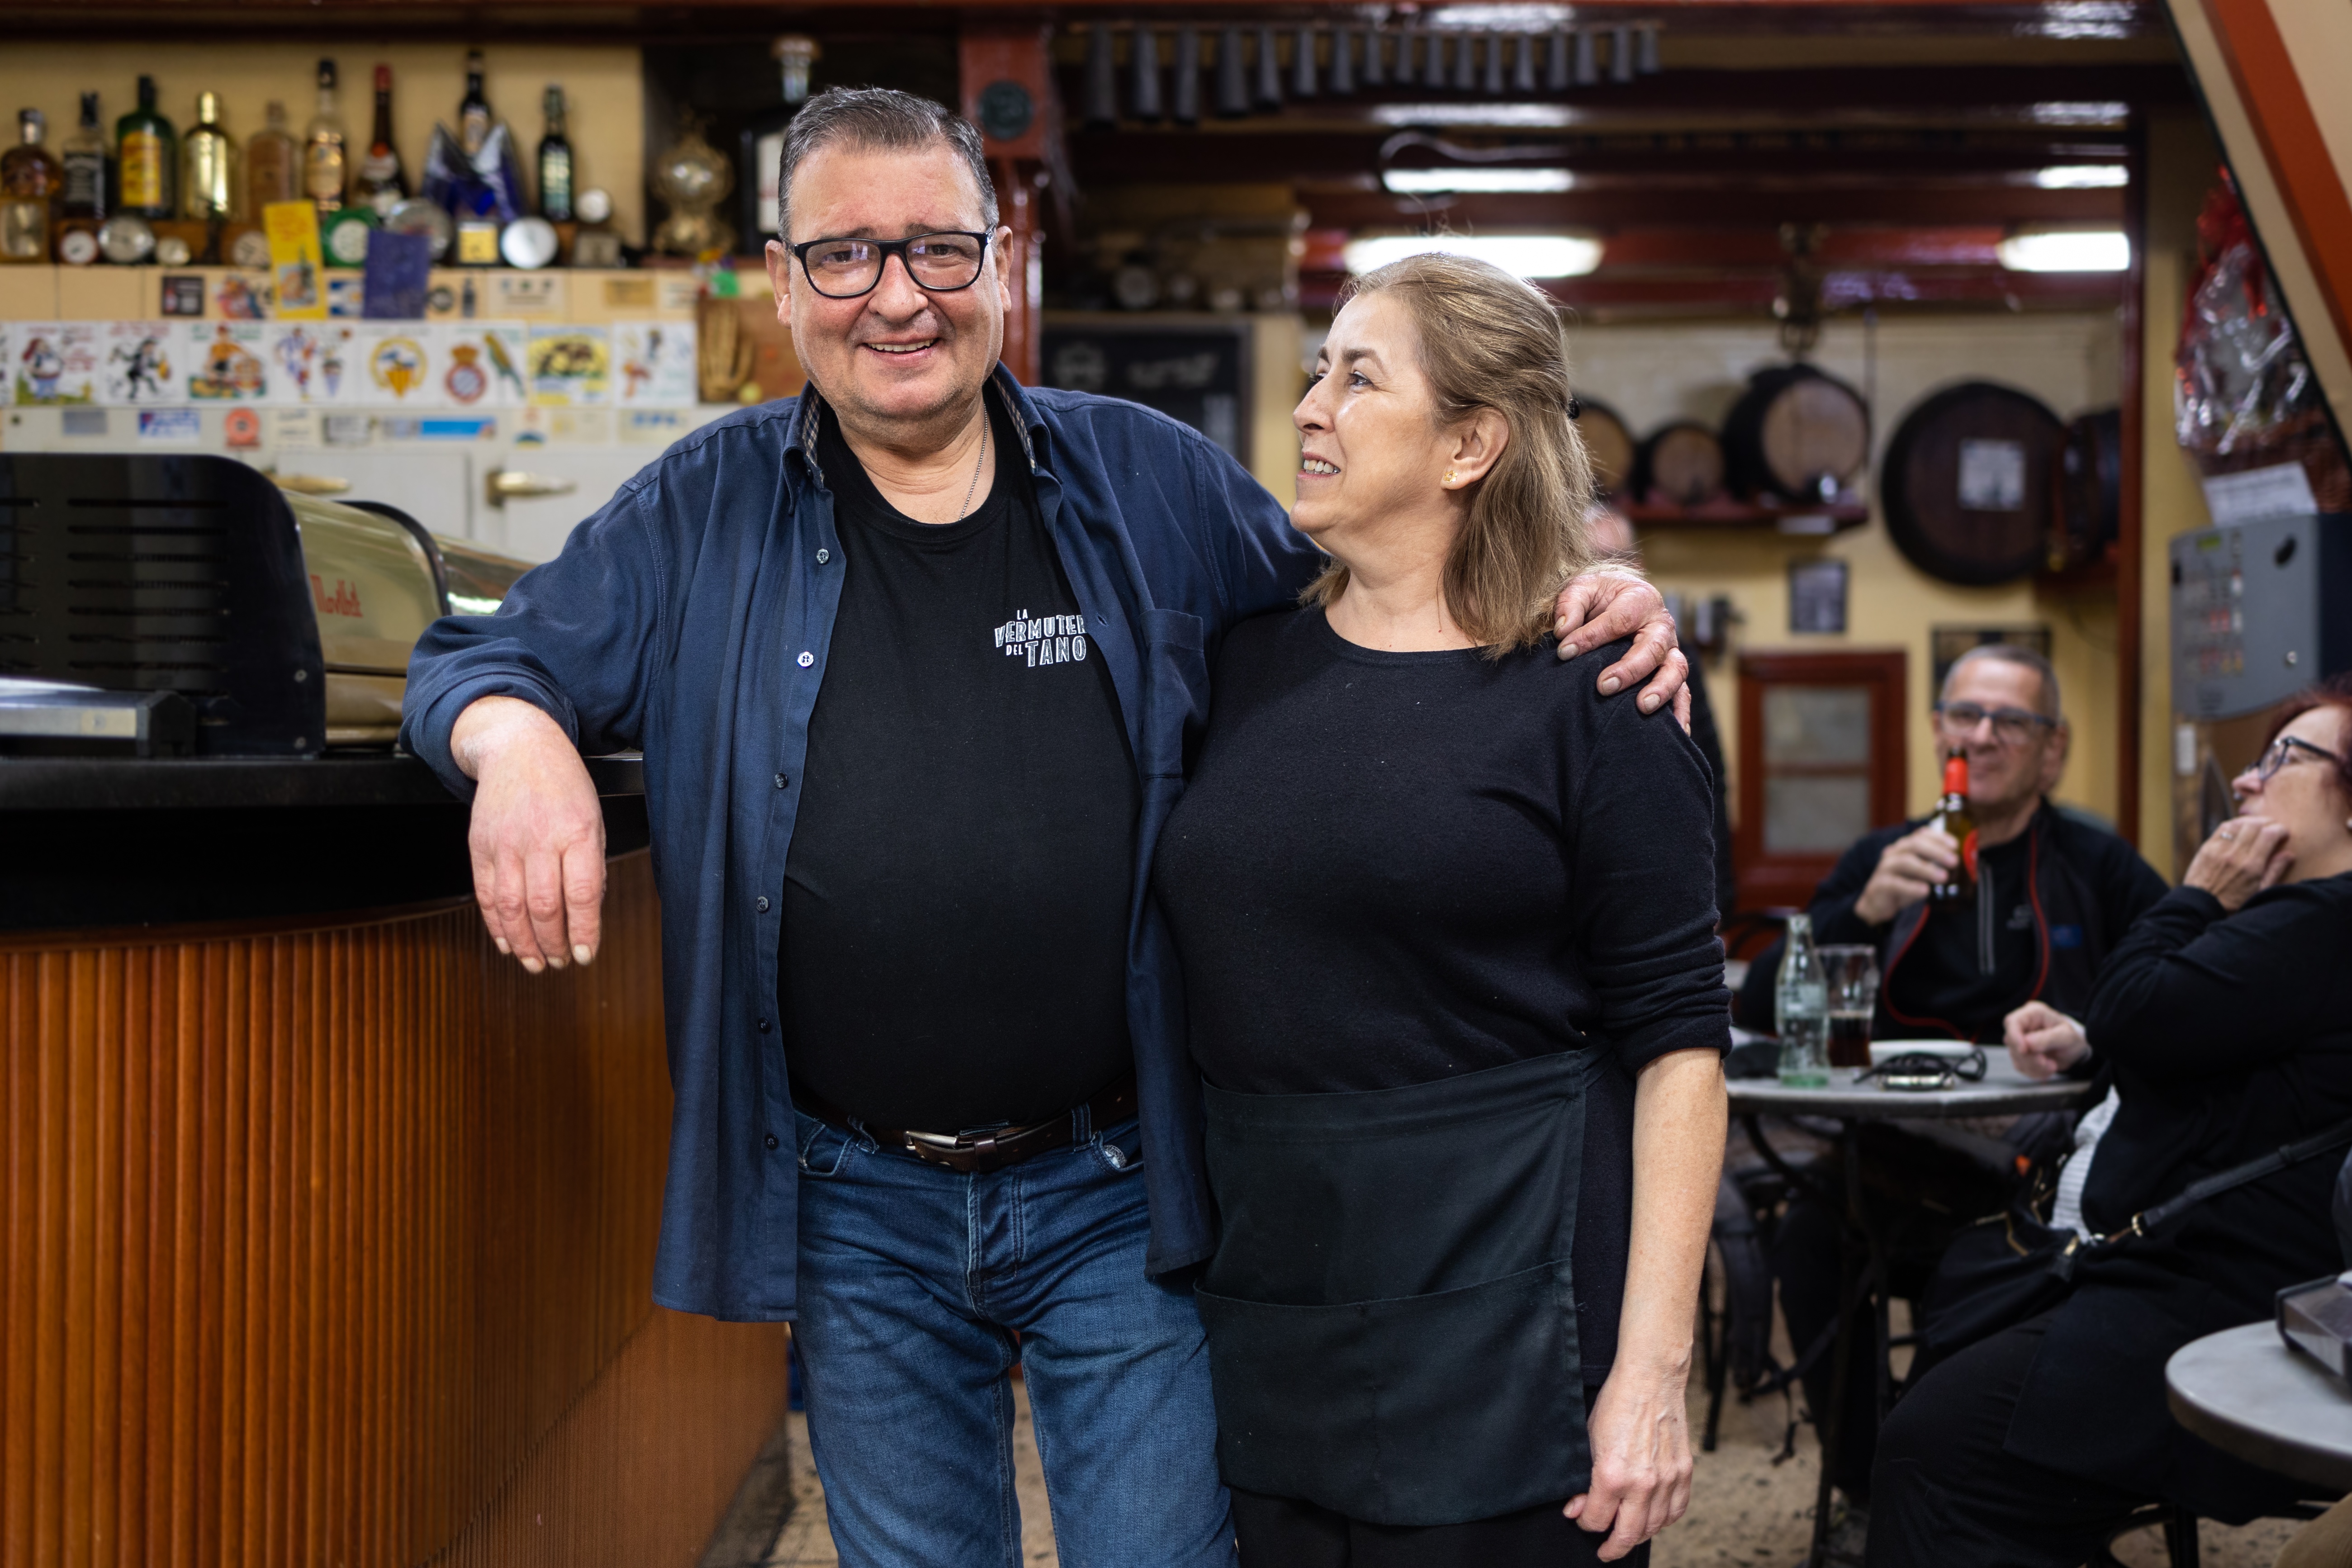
xmin=1576 ymin=398 xmax=1636 ymax=496
xmin=1882 ymin=381 xmax=2063 ymax=585
xmin=1725 ymin=364 xmax=1870 ymax=502
xmin=1641 ymin=422 xmax=1726 ymax=507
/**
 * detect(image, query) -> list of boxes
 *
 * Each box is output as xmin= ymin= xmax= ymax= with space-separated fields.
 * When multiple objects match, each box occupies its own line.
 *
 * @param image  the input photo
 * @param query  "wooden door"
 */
xmin=1734 ymin=648 xmax=1909 ymax=912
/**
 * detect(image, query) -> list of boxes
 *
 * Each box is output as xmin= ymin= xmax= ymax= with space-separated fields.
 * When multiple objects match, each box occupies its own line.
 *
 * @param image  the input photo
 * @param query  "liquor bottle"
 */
xmin=458 ymin=50 xmax=493 ymax=158
xmin=1774 ymin=912 xmax=1830 ymax=1087
xmin=305 ymin=58 xmax=348 ymax=212
xmin=181 ymin=91 xmax=237 ymax=220
xmin=350 ymin=64 xmax=407 ymax=216
xmin=1926 ymin=752 xmax=1978 ymax=903
xmin=115 ymin=75 xmax=177 ymax=220
xmin=246 ymin=101 xmax=299 ymax=210
xmin=0 ymin=109 xmax=64 ymax=263
xmin=60 ymin=94 xmax=107 ymax=223
xmin=536 ymin=84 xmax=572 ymax=222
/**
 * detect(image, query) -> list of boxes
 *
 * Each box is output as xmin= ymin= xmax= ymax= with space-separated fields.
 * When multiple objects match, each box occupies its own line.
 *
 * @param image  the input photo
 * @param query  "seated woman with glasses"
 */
xmin=1869 ymin=673 xmax=2352 ymax=1566
xmin=1731 ymin=644 xmax=2170 ymax=1521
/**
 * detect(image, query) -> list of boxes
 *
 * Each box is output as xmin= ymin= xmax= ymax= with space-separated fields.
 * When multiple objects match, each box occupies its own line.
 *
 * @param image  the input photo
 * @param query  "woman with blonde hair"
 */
xmin=1153 ymin=254 xmax=1728 ymax=1565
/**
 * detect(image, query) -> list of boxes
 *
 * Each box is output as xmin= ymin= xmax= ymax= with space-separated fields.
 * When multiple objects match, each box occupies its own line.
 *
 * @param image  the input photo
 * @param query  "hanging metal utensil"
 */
xmin=1131 ymin=25 xmax=1163 ymax=122
xmin=1216 ymin=27 xmax=1251 ymax=117
xmin=1293 ymin=25 xmax=1318 ymax=97
xmin=1330 ymin=25 xmax=1357 ymax=95
xmin=1255 ymin=26 xmax=1284 ymax=109
xmin=1082 ymin=24 xmax=1119 ymax=128
xmin=1611 ymin=24 xmax=1636 ymax=84
xmin=1513 ymin=33 xmax=1539 ymax=94
xmin=1547 ymin=30 xmax=1573 ymax=90
xmin=1638 ymin=23 xmax=1663 ymax=74
xmin=1422 ymin=31 xmax=1448 ymax=91
xmin=1575 ymin=28 xmax=1600 ymax=86
xmin=1173 ymin=27 xmax=1203 ymax=124
xmin=1361 ymin=27 xmax=1387 ymax=88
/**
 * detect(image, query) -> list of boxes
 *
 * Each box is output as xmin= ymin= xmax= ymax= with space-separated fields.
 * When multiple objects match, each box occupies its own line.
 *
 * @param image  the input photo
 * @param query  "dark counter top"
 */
xmin=0 ymin=752 xmax=646 ymax=811
xmin=0 ymin=751 xmax=649 ymax=932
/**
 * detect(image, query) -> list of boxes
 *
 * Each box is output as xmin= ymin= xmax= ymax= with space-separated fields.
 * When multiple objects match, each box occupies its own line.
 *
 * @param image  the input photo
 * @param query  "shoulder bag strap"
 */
xmin=2107 ymin=1115 xmax=2352 ymax=1243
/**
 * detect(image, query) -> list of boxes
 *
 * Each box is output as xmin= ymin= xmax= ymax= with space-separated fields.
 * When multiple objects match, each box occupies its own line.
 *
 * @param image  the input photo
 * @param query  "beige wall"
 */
xmin=2138 ymin=109 xmax=2233 ymax=878
xmin=1562 ymin=312 xmax=2124 ymax=829
xmin=0 ymin=43 xmax=645 ymax=243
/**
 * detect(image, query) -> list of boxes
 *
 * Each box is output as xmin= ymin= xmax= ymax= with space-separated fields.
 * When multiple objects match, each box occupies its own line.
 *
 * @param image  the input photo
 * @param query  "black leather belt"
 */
xmin=795 ymin=1074 xmax=1138 ymax=1175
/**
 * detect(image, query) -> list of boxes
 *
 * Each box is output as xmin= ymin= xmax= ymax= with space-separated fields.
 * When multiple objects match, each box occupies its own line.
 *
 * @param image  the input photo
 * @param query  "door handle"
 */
xmin=485 ymin=469 xmax=579 ymax=508
xmin=270 ymin=472 xmax=352 ymax=496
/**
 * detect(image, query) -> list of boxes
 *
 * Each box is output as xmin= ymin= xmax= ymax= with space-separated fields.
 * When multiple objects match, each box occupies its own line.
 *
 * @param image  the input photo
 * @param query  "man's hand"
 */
xmin=1568 ymin=1358 xmax=1696 ymax=1561
xmin=2182 ymin=815 xmax=2292 ymax=912
xmin=451 ymin=695 xmax=606 ymax=974
xmin=2004 ymin=1001 xmax=2089 ymax=1080
xmin=1553 ymin=571 xmax=1691 ymax=728
xmin=1852 ymin=824 xmax=1961 ymax=926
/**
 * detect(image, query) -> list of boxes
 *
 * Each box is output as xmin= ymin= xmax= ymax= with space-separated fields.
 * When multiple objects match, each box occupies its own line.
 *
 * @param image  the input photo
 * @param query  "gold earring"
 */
xmin=1443 ymin=469 xmax=1458 ymax=486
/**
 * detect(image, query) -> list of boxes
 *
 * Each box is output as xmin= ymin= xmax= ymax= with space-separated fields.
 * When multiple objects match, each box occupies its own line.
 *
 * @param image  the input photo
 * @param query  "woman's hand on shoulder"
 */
xmin=1552 ymin=570 xmax=1693 ymax=731
xmin=1566 ymin=1355 xmax=1695 ymax=1561
xmin=2181 ymin=815 xmax=2293 ymax=912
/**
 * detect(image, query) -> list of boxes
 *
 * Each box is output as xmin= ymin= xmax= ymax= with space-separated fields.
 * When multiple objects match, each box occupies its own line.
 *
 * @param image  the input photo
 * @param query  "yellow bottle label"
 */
xmin=122 ymin=132 xmax=163 ymax=208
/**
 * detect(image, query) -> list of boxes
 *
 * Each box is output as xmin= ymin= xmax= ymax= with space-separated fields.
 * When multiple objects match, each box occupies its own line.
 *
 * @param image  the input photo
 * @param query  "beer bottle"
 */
xmin=1927 ymin=751 xmax=1978 ymax=903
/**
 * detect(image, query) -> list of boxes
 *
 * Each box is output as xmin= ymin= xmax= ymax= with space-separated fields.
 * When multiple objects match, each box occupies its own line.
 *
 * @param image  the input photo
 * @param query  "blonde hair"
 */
xmin=1303 ymin=252 xmax=1596 ymax=653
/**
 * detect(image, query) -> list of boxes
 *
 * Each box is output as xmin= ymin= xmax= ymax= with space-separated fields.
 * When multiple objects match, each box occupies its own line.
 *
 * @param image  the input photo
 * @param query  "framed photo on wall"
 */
xmin=1788 ymin=558 xmax=1849 ymax=634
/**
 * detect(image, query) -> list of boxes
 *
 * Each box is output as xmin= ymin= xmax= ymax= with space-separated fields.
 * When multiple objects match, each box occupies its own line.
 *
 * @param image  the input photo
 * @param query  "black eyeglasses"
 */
xmin=2251 ymin=734 xmax=2345 ymax=782
xmin=784 ymin=231 xmax=993 ymax=299
xmin=1934 ymin=701 xmax=2060 ymax=745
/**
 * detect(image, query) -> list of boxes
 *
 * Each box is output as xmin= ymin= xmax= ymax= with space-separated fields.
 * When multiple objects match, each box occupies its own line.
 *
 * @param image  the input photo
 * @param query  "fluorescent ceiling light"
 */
xmin=1344 ymin=233 xmax=1604 ymax=279
xmin=1383 ymin=168 xmax=1576 ymax=194
xmin=1372 ymin=104 xmax=1580 ymax=130
xmin=1997 ymin=229 xmax=2131 ymax=271
xmin=2031 ymin=165 xmax=2128 ymax=189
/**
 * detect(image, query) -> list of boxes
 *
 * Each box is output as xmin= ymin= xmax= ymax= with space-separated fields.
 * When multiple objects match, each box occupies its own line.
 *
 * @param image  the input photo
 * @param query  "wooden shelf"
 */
xmin=1624 ymin=498 xmax=1871 ymax=535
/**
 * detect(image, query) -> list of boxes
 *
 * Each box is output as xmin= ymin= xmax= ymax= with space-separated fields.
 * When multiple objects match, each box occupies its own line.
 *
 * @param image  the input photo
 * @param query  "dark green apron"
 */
xmin=1194 ymin=1049 xmax=1598 ymax=1528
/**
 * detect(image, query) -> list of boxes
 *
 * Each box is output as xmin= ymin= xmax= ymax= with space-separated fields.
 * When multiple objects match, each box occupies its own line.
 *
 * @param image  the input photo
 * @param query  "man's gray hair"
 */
xmin=1944 ymin=641 xmax=2063 ymax=723
xmin=776 ymin=87 xmax=999 ymax=241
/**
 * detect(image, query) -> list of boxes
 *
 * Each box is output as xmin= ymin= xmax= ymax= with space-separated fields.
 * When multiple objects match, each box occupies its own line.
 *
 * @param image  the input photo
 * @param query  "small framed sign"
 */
xmin=1788 ymin=558 xmax=1849 ymax=635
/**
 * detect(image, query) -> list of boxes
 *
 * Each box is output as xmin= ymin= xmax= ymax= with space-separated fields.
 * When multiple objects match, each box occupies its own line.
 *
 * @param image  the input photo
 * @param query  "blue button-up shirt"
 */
xmin=402 ymin=369 xmax=1324 ymax=1320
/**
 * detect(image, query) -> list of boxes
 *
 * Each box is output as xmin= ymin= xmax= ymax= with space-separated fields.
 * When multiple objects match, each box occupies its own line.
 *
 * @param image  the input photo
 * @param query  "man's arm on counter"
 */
xmin=401 ymin=480 xmax=669 ymax=974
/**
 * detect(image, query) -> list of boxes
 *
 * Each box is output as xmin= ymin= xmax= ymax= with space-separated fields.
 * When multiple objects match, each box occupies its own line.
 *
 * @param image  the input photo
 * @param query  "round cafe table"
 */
xmin=2167 ymin=1321 xmax=2352 ymax=1494
xmin=1726 ymin=1054 xmax=2098 ymax=1568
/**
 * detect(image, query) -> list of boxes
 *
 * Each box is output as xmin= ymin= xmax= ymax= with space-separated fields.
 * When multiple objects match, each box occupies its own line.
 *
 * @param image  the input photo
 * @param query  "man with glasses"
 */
xmin=401 ymin=87 xmax=1685 ymax=1568
xmin=1735 ymin=642 xmax=2167 ymax=1534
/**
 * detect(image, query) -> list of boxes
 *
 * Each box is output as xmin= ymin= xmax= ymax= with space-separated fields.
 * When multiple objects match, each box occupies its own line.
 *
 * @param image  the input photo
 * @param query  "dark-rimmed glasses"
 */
xmin=2250 ymin=734 xmax=2345 ymax=782
xmin=784 ymin=232 xmax=993 ymax=299
xmin=1934 ymin=701 xmax=2060 ymax=745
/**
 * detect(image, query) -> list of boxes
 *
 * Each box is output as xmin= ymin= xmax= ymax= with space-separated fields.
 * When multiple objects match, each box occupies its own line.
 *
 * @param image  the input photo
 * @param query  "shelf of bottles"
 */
xmin=0 ymin=53 xmax=612 ymax=279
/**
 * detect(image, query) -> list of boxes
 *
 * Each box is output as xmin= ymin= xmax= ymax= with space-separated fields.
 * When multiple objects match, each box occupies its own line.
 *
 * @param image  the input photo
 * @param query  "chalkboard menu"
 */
xmin=1039 ymin=317 xmax=1254 ymax=465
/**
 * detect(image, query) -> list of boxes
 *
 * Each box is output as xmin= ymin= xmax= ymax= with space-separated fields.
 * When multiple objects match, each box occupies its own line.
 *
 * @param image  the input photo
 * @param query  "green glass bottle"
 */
xmin=116 ymin=74 xmax=177 ymax=220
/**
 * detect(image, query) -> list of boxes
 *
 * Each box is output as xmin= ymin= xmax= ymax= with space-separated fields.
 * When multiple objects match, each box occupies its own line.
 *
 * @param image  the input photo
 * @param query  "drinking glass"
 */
xmin=1819 ymin=944 xmax=1879 ymax=1069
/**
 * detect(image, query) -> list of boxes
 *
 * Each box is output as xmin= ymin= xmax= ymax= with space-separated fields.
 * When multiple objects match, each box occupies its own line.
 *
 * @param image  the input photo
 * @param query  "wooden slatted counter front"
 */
xmin=0 ymin=757 xmax=791 ymax=1568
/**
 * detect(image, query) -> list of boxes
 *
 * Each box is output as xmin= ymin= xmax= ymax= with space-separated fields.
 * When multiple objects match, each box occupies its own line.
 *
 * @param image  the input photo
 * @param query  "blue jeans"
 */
xmin=792 ymin=1108 xmax=1235 ymax=1568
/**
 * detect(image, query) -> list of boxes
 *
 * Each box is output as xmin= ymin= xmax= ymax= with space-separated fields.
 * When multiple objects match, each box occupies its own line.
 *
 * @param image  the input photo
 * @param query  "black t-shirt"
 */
xmin=780 ymin=392 xmax=1139 ymax=1131
xmin=1152 ymin=608 xmax=1730 ymax=1379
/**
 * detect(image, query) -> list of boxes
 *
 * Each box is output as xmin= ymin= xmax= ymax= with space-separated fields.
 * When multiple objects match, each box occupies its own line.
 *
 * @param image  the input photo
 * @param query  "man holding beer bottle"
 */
xmin=1732 ymin=642 xmax=2167 ymax=1538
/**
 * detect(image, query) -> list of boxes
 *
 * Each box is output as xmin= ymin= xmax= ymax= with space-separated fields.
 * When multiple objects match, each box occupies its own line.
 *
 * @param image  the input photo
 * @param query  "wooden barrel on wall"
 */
xmin=0 ymin=851 xmax=793 ymax=1568
xmin=1636 ymin=421 xmax=1727 ymax=507
xmin=1881 ymin=380 xmax=2065 ymax=586
xmin=1722 ymin=364 xmax=1872 ymax=504
xmin=1575 ymin=398 xmax=1636 ymax=497
xmin=2052 ymin=407 xmax=2123 ymax=572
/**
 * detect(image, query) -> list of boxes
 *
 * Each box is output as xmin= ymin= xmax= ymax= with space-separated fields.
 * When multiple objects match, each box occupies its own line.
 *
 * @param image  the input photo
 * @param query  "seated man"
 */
xmin=1732 ymin=643 xmax=2168 ymax=1522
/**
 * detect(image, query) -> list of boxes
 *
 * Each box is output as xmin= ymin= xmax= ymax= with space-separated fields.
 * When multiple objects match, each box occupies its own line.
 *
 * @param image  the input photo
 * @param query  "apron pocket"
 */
xmin=1197 ymin=1259 xmax=1588 ymax=1528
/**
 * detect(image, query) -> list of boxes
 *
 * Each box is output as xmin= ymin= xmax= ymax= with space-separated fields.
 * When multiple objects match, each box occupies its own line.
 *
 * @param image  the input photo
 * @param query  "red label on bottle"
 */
xmin=1963 ymin=829 xmax=1979 ymax=879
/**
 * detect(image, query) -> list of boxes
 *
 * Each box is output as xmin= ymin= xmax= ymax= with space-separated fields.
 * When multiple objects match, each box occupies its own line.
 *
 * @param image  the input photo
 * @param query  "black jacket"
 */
xmin=1736 ymin=801 xmax=2169 ymax=1041
xmin=2003 ymin=872 xmax=2352 ymax=1520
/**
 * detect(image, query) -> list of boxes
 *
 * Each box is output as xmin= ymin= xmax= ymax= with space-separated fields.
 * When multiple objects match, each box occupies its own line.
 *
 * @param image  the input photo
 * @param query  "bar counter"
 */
xmin=1 ymin=754 xmax=792 ymax=1568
